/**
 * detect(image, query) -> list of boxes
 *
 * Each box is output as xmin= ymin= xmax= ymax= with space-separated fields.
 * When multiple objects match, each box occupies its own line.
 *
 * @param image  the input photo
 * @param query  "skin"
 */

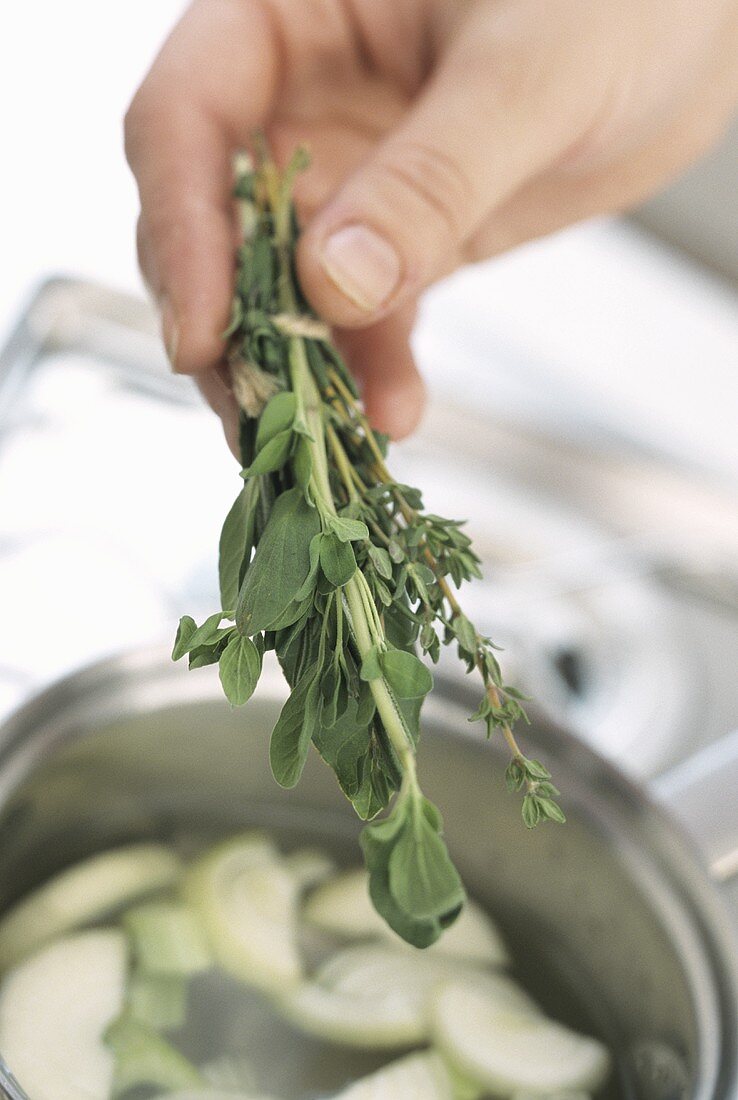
xmin=125 ymin=0 xmax=738 ymax=453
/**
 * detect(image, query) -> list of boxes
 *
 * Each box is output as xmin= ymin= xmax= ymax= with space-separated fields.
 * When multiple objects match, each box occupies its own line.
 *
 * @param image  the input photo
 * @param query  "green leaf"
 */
xmin=241 ymin=428 xmax=293 ymax=477
xmin=380 ymin=648 xmax=433 ymax=699
xmin=319 ymin=531 xmax=356 ymax=587
xmin=267 ymin=595 xmax=313 ymax=633
xmin=293 ymin=436 xmax=313 ymax=490
xmin=255 ymin=391 xmax=296 ymax=451
xmin=367 ymin=543 xmax=393 ymax=580
xmin=537 ymin=797 xmax=566 ymax=824
xmin=172 ymin=616 xmax=196 ymax=661
xmin=452 ymin=614 xmax=478 ymax=656
xmin=218 ymin=482 xmax=258 ymax=612
xmin=188 ymin=634 xmax=231 ymax=670
xmin=522 ymin=794 xmax=542 ymax=829
xmin=388 ymin=800 xmax=465 ymax=922
xmin=174 ymin=614 xmax=230 ymax=661
xmin=237 ymin=487 xmax=321 ymax=635
xmin=105 ymin=1016 xmax=204 ymax=1095
xmin=523 ymin=757 xmax=552 ymax=781
xmin=360 ymin=815 xmax=442 ymax=948
xmin=218 ymin=633 xmax=262 ymax=705
xmin=269 ymin=663 xmax=321 ymax=788
xmin=293 ymin=533 xmax=322 ymax=602
xmin=360 ymin=646 xmax=382 ymax=682
xmin=329 ymin=515 xmax=370 ymax=543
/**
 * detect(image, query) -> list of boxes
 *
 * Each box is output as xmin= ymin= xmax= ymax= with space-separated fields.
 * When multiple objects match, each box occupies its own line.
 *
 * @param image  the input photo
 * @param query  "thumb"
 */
xmin=297 ymin=21 xmax=581 ymax=328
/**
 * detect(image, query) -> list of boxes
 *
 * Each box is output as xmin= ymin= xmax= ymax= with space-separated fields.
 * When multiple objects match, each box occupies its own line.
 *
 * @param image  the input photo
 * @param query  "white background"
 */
xmin=0 ymin=0 xmax=736 ymax=476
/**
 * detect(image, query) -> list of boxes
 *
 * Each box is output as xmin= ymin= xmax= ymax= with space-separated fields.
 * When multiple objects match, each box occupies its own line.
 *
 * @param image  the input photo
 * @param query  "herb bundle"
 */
xmin=173 ymin=147 xmax=564 ymax=948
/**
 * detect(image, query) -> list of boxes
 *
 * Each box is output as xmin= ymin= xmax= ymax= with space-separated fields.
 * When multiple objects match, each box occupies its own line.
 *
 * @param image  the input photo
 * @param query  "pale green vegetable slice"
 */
xmin=334 ymin=1051 xmax=455 ymax=1099
xmin=284 ymin=847 xmax=337 ymax=891
xmin=0 ymin=843 xmax=182 ymax=970
xmin=154 ymin=1094 xmax=275 ymax=1099
xmin=105 ymin=1016 xmax=204 ymax=1096
xmin=279 ymin=979 xmax=425 ymax=1048
xmin=316 ymin=944 xmax=537 ymax=1019
xmin=0 ymin=929 xmax=126 ymax=1100
xmin=431 ymin=981 xmax=611 ymax=1096
xmin=512 ymin=1092 xmax=591 ymax=1099
xmin=185 ymin=832 xmax=302 ymax=991
xmin=304 ymin=868 xmax=508 ymax=965
xmin=127 ymin=971 xmax=188 ymax=1031
xmin=124 ymin=900 xmax=212 ymax=975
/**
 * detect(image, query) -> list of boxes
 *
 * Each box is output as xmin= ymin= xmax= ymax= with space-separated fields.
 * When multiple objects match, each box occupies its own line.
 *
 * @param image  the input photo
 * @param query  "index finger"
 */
xmin=125 ymin=0 xmax=279 ymax=372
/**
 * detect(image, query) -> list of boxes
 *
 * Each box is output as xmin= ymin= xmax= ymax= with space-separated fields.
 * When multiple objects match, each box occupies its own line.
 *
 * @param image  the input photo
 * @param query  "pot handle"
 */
xmin=652 ymin=729 xmax=738 ymax=884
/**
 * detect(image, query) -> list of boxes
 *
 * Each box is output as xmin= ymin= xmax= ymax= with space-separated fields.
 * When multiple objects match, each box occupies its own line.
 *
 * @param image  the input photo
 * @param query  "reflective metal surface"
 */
xmin=0 ymin=650 xmax=735 ymax=1099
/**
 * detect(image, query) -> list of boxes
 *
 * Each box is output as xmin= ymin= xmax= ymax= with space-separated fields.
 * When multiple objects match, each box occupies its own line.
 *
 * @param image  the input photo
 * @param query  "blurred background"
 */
xmin=0 ymin=2 xmax=736 ymax=779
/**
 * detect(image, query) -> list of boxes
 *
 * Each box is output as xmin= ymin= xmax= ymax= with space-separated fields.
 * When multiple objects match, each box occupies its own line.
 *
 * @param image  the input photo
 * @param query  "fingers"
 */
xmin=296 ymin=1 xmax=598 ymax=329
xmin=125 ymin=0 xmax=279 ymax=374
xmin=466 ymin=55 xmax=738 ymax=260
xmin=195 ymin=368 xmax=241 ymax=460
xmin=335 ymin=303 xmax=425 ymax=440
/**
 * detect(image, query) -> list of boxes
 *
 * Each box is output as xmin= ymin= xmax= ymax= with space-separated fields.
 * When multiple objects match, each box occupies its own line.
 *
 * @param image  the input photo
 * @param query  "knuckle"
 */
xmin=373 ymin=142 xmax=476 ymax=242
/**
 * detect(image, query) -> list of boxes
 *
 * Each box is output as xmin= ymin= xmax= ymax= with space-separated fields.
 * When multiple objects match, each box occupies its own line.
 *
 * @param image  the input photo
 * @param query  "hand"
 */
xmin=126 ymin=0 xmax=738 ymax=451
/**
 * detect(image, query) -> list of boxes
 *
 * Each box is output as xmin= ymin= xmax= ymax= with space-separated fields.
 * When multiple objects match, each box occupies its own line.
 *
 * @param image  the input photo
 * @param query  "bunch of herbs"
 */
xmin=173 ymin=147 xmax=564 ymax=947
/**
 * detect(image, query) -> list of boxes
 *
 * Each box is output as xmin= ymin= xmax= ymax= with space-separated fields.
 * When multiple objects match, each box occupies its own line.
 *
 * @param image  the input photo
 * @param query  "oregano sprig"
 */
xmin=172 ymin=145 xmax=564 ymax=948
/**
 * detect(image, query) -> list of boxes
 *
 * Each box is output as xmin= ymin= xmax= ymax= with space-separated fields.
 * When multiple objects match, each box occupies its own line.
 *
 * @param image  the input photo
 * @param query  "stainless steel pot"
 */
xmin=0 ymin=649 xmax=735 ymax=1100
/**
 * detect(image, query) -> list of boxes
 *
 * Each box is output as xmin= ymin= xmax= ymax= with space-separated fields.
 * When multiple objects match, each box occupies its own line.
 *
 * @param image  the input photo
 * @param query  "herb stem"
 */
xmin=268 ymin=181 xmax=418 ymax=790
xmin=326 ymin=423 xmax=359 ymax=503
xmin=326 ymin=363 xmax=529 ymax=772
xmin=343 ymin=577 xmax=416 ymax=779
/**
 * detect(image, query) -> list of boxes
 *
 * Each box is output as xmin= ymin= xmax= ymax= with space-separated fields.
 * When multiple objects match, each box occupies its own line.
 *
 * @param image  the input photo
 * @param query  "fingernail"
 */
xmin=159 ymin=295 xmax=179 ymax=370
xmin=320 ymin=225 xmax=401 ymax=312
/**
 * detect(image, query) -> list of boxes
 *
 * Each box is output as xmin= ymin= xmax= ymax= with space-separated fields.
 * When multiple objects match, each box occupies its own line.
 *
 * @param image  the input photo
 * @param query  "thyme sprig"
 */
xmin=173 ymin=147 xmax=564 ymax=947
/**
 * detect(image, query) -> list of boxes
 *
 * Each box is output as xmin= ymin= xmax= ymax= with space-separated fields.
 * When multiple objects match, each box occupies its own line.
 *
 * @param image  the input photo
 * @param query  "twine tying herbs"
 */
xmin=172 ymin=145 xmax=564 ymax=948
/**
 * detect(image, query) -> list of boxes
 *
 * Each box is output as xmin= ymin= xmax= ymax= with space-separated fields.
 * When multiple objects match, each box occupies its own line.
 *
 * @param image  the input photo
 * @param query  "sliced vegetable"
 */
xmin=284 ymin=847 xmax=337 ymax=891
xmin=335 ymin=1051 xmax=455 ymax=1099
xmin=279 ymin=980 xmax=425 ymax=1049
xmin=317 ymin=945 xmax=537 ymax=1018
xmin=0 ymin=929 xmax=126 ymax=1100
xmin=124 ymin=900 xmax=211 ymax=975
xmin=431 ymin=981 xmax=610 ymax=1096
xmin=304 ymin=868 xmax=509 ymax=965
xmin=127 ymin=971 xmax=188 ymax=1031
xmin=512 ymin=1093 xmax=591 ymax=1100
xmin=0 ymin=843 xmax=181 ymax=970
xmin=154 ymin=1094 xmax=274 ymax=1099
xmin=105 ymin=1015 xmax=204 ymax=1096
xmin=185 ymin=833 xmax=302 ymax=991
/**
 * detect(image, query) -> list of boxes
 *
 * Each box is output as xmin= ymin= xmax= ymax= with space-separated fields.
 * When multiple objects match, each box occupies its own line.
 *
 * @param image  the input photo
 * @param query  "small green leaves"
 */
xmin=172 ymin=616 xmax=197 ymax=661
xmin=270 ymin=662 xmax=321 ymax=788
xmin=218 ymin=633 xmax=262 ymax=705
xmin=366 ymin=543 xmax=393 ymax=580
xmin=452 ymin=613 xmax=478 ymax=657
xmin=380 ymin=648 xmax=433 ymax=700
xmin=506 ymin=756 xmax=566 ymax=827
xmin=255 ymin=391 xmax=296 ymax=450
xmin=361 ymin=791 xmax=464 ymax=947
xmin=237 ymin=488 xmax=321 ymax=635
xmin=328 ymin=514 xmax=369 ymax=543
xmin=218 ymin=482 xmax=258 ymax=612
xmin=241 ymin=428 xmax=293 ymax=477
xmin=389 ymin=801 xmax=464 ymax=921
xmin=319 ymin=532 xmax=356 ymax=587
xmin=172 ymin=614 xmax=233 ymax=663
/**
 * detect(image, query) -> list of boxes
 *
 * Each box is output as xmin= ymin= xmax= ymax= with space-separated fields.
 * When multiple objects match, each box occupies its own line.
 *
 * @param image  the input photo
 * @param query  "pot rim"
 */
xmin=0 ymin=645 xmax=735 ymax=1100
